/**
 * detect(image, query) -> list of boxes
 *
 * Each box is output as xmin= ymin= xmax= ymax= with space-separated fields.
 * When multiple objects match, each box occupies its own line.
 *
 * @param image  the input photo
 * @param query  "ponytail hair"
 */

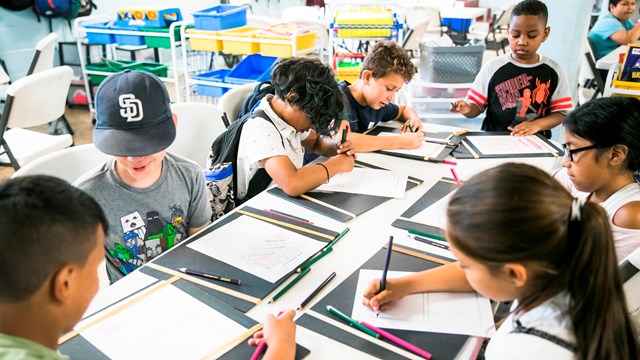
xmin=446 ymin=163 xmax=638 ymax=360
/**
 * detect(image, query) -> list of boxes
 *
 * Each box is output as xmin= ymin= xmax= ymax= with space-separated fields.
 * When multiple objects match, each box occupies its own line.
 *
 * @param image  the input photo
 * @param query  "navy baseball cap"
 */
xmin=93 ymin=70 xmax=175 ymax=157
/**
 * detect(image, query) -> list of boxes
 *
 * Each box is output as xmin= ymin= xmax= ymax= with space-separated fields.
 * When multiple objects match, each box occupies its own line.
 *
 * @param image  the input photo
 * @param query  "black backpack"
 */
xmin=208 ymin=109 xmax=284 ymax=207
xmin=237 ymin=81 xmax=275 ymax=120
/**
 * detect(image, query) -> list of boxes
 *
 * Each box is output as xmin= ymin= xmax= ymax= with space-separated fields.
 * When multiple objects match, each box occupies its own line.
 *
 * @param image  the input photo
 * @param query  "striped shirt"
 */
xmin=466 ymin=53 xmax=573 ymax=133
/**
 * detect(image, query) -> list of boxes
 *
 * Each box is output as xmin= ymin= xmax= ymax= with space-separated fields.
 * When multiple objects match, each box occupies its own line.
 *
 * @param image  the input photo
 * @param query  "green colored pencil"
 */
xmin=326 ymin=227 xmax=350 ymax=249
xmin=327 ymin=305 xmax=379 ymax=339
xmin=408 ymin=228 xmax=447 ymax=242
xmin=268 ymin=267 xmax=311 ymax=303
xmin=298 ymin=246 xmax=334 ymax=272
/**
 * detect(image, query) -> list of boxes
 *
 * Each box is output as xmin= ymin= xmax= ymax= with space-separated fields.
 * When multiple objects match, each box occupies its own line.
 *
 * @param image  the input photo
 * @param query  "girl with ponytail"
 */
xmin=362 ymin=163 xmax=638 ymax=359
xmin=555 ymin=96 xmax=640 ymax=260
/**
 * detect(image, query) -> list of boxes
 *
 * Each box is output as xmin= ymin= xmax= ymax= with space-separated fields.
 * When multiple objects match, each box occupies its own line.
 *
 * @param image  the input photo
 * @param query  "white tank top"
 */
xmin=599 ymin=183 xmax=640 ymax=260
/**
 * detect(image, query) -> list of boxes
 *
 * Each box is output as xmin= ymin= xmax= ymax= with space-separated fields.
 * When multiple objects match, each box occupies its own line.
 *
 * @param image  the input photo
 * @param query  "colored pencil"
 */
xmin=424 ymin=138 xmax=455 ymax=146
xmin=297 ymin=246 xmax=333 ymax=272
xmin=409 ymin=234 xmax=450 ymax=251
xmin=407 ymin=228 xmax=446 ymax=242
xmin=379 ymin=236 xmax=394 ymax=293
xmin=407 ymin=123 xmax=414 ymax=132
xmin=341 ymin=128 xmax=347 ymax=143
xmin=360 ymin=321 xmax=432 ymax=359
xmin=178 ymin=268 xmax=241 ymax=285
xmin=263 ymin=209 xmax=313 ymax=225
xmin=327 ymin=305 xmax=379 ymax=339
xmin=450 ymin=168 xmax=462 ymax=187
xmin=326 ymin=227 xmax=350 ymax=249
xmin=250 ymin=310 xmax=284 ymax=360
xmin=268 ymin=267 xmax=311 ymax=304
xmin=453 ymin=129 xmax=469 ymax=136
xmin=440 ymin=160 xmax=457 ymax=166
xmin=297 ymin=272 xmax=336 ymax=310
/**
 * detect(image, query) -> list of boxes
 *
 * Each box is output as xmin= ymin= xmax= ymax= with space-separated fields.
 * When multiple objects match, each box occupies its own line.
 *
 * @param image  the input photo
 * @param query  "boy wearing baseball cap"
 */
xmin=76 ymin=70 xmax=212 ymax=283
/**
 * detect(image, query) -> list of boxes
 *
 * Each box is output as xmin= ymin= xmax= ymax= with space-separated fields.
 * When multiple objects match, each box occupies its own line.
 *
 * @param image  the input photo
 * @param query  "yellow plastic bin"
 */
xmin=186 ymin=28 xmax=222 ymax=52
xmin=334 ymin=8 xmax=394 ymax=38
xmin=256 ymin=24 xmax=317 ymax=57
xmin=218 ymin=26 xmax=260 ymax=55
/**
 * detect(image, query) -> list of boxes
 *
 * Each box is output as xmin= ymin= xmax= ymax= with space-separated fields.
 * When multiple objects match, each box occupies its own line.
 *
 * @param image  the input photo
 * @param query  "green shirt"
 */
xmin=0 ymin=333 xmax=69 ymax=360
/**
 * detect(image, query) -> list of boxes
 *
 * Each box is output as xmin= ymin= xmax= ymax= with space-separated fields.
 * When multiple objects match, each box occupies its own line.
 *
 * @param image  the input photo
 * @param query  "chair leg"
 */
xmin=49 ymin=115 xmax=74 ymax=136
xmin=1 ymin=138 xmax=20 ymax=170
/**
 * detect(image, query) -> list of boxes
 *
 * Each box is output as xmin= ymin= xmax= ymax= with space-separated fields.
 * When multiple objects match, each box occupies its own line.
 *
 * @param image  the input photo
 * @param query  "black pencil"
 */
xmin=178 ymin=267 xmax=241 ymax=285
xmin=297 ymin=271 xmax=337 ymax=311
xmin=379 ymin=236 xmax=394 ymax=293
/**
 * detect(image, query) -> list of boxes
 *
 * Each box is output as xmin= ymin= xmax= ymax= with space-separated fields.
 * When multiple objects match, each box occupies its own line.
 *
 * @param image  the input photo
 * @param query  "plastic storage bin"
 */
xmin=193 ymin=69 xmax=233 ymax=97
xmin=85 ymin=60 xmax=136 ymax=85
xmin=141 ymin=26 xmax=181 ymax=48
xmin=256 ymin=24 xmax=317 ymax=57
xmin=193 ymin=5 xmax=248 ymax=31
xmin=441 ymin=18 xmax=472 ymax=33
xmin=218 ymin=27 xmax=260 ymax=55
xmin=116 ymin=8 xmax=182 ymax=28
xmin=111 ymin=25 xmax=145 ymax=46
xmin=225 ymin=54 xmax=278 ymax=85
xmin=186 ymin=28 xmax=222 ymax=52
xmin=333 ymin=8 xmax=399 ymax=38
xmin=419 ymin=43 xmax=485 ymax=83
xmin=123 ymin=62 xmax=168 ymax=78
xmin=84 ymin=23 xmax=116 ymax=44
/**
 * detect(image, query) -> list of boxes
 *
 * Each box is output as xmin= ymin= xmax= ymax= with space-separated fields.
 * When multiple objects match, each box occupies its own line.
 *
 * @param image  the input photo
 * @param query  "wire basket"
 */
xmin=419 ymin=43 xmax=485 ymax=83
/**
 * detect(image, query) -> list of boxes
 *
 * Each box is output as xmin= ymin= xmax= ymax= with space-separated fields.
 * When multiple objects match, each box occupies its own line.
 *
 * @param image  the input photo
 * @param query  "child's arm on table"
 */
xmin=509 ymin=112 xmax=564 ymax=136
xmin=361 ymin=262 xmax=472 ymax=313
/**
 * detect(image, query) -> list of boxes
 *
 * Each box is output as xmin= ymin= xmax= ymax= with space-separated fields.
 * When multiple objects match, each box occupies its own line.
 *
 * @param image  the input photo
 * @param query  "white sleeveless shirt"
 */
xmin=555 ymin=168 xmax=640 ymax=260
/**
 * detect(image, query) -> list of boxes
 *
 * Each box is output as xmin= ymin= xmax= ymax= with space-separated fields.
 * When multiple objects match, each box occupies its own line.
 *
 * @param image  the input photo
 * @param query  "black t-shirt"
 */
xmin=339 ymin=81 xmax=400 ymax=133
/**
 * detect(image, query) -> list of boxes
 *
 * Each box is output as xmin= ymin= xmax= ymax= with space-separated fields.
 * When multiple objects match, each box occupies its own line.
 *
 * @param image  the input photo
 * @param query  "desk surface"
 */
xmin=77 ymin=123 xmax=560 ymax=359
xmin=596 ymin=44 xmax=626 ymax=70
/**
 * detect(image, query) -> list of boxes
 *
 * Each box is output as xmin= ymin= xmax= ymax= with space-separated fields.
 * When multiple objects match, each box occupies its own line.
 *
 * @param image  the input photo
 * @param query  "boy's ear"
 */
xmin=172 ymin=113 xmax=178 ymax=127
xmin=51 ymin=265 xmax=76 ymax=303
xmin=285 ymin=92 xmax=299 ymax=104
xmin=361 ymin=70 xmax=373 ymax=83
xmin=542 ymin=26 xmax=550 ymax=42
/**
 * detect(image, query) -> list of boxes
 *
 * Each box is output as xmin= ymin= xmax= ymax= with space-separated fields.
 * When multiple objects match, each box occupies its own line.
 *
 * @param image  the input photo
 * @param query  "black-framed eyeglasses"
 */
xmin=562 ymin=143 xmax=599 ymax=162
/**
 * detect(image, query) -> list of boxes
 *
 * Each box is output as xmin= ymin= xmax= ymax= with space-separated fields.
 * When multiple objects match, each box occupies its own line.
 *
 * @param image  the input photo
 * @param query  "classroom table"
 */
xmin=68 ymin=123 xmax=561 ymax=359
xmin=595 ymin=44 xmax=626 ymax=70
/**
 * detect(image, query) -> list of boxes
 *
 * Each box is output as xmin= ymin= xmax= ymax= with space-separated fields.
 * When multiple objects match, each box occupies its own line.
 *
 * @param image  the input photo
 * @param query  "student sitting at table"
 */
xmin=554 ymin=96 xmax=640 ymax=260
xmin=338 ymin=40 xmax=425 ymax=151
xmin=76 ymin=70 xmax=212 ymax=283
xmin=0 ymin=176 xmax=108 ymax=359
xmin=235 ymin=57 xmax=355 ymax=202
xmin=588 ymin=0 xmax=640 ymax=61
xmin=362 ymin=163 xmax=639 ymax=359
xmin=450 ymin=0 xmax=573 ymax=138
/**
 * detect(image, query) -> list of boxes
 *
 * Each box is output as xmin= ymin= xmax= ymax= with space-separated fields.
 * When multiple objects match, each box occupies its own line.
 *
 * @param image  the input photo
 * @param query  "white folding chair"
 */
xmin=168 ymin=102 xmax=227 ymax=168
xmin=217 ymin=82 xmax=256 ymax=124
xmin=0 ymin=66 xmax=74 ymax=170
xmin=402 ymin=18 xmax=430 ymax=58
xmin=11 ymin=143 xmax=110 ymax=183
xmin=28 ymin=32 xmax=59 ymax=76
xmin=281 ymin=6 xmax=323 ymax=22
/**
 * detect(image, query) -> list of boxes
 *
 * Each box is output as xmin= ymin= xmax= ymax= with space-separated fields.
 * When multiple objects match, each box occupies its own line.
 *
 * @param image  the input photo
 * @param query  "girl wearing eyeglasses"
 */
xmin=554 ymin=96 xmax=640 ymax=260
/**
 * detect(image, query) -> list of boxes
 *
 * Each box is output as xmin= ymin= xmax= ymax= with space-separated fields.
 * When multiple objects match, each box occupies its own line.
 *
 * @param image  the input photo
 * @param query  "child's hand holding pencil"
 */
xmin=361 ymin=277 xmax=408 ymax=314
xmin=249 ymin=309 xmax=297 ymax=359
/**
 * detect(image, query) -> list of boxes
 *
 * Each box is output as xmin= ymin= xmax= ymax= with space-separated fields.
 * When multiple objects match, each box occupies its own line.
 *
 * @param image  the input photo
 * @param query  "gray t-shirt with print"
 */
xmin=76 ymin=152 xmax=212 ymax=282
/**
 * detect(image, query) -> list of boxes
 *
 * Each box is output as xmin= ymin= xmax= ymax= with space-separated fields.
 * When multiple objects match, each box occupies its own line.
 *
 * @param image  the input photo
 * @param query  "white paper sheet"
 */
xmin=187 ymin=215 xmax=326 ymax=283
xmin=352 ymin=270 xmax=495 ymax=337
xmin=410 ymin=191 xmax=455 ymax=230
xmin=378 ymin=132 xmax=445 ymax=158
xmin=311 ymin=167 xmax=408 ymax=199
xmin=81 ymin=284 xmax=247 ymax=360
xmin=467 ymin=135 xmax=552 ymax=155
xmin=81 ymin=270 xmax=158 ymax=320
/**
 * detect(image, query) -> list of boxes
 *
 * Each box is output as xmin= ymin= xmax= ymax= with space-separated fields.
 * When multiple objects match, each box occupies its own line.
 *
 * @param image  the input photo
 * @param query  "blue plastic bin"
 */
xmin=193 ymin=69 xmax=233 ymax=97
xmin=442 ymin=18 xmax=472 ymax=33
xmin=225 ymin=54 xmax=278 ymax=85
xmin=193 ymin=5 xmax=248 ymax=31
xmin=111 ymin=25 xmax=146 ymax=46
xmin=85 ymin=23 xmax=116 ymax=44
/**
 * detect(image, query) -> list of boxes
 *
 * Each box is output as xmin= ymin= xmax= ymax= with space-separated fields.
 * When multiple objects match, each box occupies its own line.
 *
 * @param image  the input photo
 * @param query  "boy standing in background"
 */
xmin=451 ymin=0 xmax=573 ymax=138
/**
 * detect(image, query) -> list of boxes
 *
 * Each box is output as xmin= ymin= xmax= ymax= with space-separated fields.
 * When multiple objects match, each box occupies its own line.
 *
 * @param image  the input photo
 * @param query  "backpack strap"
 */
xmin=510 ymin=320 xmax=578 ymax=353
xmin=239 ymin=81 xmax=273 ymax=120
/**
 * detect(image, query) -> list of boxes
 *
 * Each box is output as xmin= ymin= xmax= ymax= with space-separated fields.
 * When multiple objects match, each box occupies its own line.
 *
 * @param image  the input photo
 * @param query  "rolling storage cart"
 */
xmin=74 ymin=14 xmax=184 ymax=118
